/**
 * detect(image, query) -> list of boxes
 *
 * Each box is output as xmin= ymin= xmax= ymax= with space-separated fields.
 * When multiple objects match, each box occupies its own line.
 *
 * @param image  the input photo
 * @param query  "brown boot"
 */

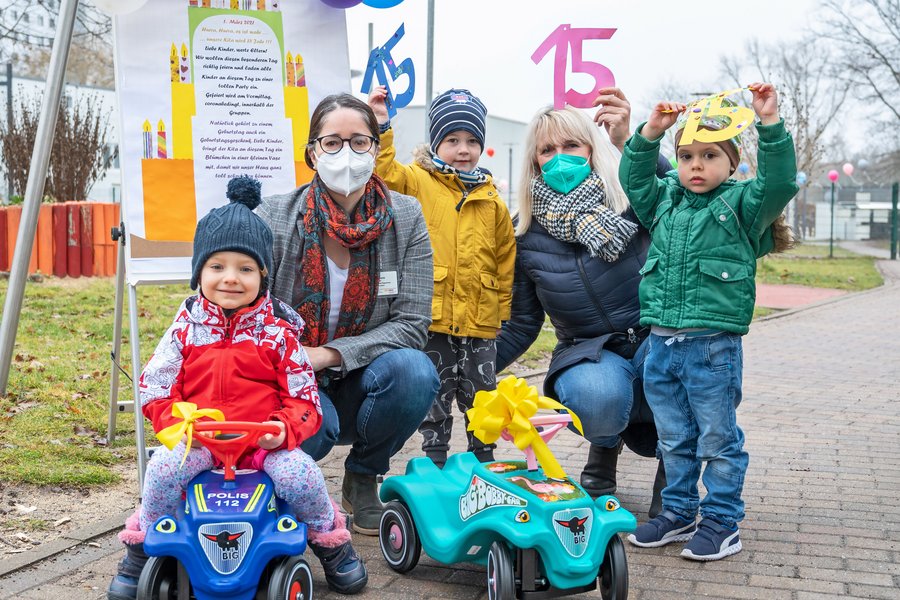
xmin=341 ymin=470 xmax=384 ymax=536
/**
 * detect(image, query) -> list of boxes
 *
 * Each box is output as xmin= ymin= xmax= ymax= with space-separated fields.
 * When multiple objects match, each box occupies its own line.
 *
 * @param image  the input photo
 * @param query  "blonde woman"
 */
xmin=497 ymin=89 xmax=671 ymax=517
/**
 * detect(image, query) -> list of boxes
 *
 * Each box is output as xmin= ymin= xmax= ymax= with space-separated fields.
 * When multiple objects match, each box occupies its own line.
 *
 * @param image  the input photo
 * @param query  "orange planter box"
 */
xmin=37 ymin=204 xmax=53 ymax=275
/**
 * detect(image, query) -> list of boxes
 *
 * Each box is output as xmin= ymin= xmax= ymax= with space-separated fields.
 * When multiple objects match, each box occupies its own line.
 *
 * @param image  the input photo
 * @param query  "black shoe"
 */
xmin=580 ymin=442 xmax=622 ymax=498
xmin=425 ymin=450 xmax=447 ymax=469
xmin=107 ymin=543 xmax=148 ymax=600
xmin=341 ymin=470 xmax=384 ymax=536
xmin=473 ymin=447 xmax=495 ymax=463
xmin=649 ymin=459 xmax=666 ymax=519
xmin=310 ymin=540 xmax=368 ymax=594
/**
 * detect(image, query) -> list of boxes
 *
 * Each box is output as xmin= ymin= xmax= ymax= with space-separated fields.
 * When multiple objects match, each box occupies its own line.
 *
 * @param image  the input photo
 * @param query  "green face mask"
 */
xmin=540 ymin=153 xmax=591 ymax=194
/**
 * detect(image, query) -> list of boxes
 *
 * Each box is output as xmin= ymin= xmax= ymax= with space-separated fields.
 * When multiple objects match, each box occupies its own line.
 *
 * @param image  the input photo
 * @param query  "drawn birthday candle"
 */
xmin=157 ymin=120 xmax=167 ymax=159
xmin=286 ymin=51 xmax=295 ymax=87
xmin=295 ymin=53 xmax=305 ymax=87
xmin=257 ymin=0 xmax=265 ymax=9
xmin=189 ymin=0 xmax=198 ymax=7
xmin=272 ymin=0 xmax=279 ymax=11
xmin=201 ymin=0 xmax=210 ymax=8
xmin=180 ymin=43 xmax=190 ymax=83
xmin=169 ymin=43 xmax=179 ymax=83
xmin=230 ymin=0 xmax=239 ymax=9
xmin=142 ymin=120 xmax=153 ymax=159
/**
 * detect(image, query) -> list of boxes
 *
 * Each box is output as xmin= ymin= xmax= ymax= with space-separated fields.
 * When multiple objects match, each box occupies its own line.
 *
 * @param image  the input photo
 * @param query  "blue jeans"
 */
xmin=553 ymin=338 xmax=649 ymax=448
xmin=643 ymin=332 xmax=748 ymax=529
xmin=301 ymin=348 xmax=438 ymax=476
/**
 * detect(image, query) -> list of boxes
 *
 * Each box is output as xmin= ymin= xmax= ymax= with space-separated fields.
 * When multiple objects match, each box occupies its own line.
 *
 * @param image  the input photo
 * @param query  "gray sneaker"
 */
xmin=627 ymin=510 xmax=697 ymax=548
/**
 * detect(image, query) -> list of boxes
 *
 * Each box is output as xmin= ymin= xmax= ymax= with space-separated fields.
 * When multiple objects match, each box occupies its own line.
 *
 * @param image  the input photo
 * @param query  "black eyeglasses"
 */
xmin=312 ymin=134 xmax=378 ymax=155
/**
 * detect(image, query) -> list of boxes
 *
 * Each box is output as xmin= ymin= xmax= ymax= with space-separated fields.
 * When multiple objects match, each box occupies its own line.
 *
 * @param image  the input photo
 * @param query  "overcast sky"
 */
xmin=343 ymin=0 xmax=846 ymax=140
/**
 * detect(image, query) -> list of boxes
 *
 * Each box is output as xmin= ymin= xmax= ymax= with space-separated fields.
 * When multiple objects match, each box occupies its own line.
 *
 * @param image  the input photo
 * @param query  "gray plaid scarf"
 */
xmin=531 ymin=171 xmax=638 ymax=262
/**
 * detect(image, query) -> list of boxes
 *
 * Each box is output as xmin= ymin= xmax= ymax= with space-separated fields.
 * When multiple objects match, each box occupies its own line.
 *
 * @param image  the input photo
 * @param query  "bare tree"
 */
xmin=819 ymin=0 xmax=900 ymax=131
xmin=720 ymin=38 xmax=851 ymax=186
xmin=0 ymin=90 xmax=114 ymax=201
xmin=0 ymin=1 xmax=114 ymax=86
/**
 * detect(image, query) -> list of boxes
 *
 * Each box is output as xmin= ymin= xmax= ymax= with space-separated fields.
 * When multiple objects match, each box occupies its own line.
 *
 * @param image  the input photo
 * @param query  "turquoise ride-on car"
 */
xmin=138 ymin=421 xmax=314 ymax=600
xmin=378 ymin=377 xmax=636 ymax=599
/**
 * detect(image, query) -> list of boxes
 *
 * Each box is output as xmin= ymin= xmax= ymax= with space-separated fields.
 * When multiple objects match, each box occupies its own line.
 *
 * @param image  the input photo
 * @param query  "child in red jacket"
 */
xmin=107 ymin=177 xmax=366 ymax=600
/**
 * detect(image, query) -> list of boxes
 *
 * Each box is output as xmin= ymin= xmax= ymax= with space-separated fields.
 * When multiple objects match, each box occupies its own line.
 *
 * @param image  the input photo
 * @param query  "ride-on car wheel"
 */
xmin=599 ymin=535 xmax=628 ymax=600
xmin=137 ymin=556 xmax=184 ymax=600
xmin=267 ymin=555 xmax=314 ymax=600
xmin=379 ymin=500 xmax=421 ymax=573
xmin=487 ymin=541 xmax=515 ymax=600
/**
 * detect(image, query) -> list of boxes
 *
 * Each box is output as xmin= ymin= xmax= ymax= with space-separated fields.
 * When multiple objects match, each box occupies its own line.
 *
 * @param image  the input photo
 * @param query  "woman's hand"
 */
xmin=304 ymin=345 xmax=342 ymax=371
xmin=641 ymin=101 xmax=686 ymax=141
xmin=258 ymin=420 xmax=286 ymax=450
xmin=367 ymin=85 xmax=391 ymax=126
xmin=592 ymin=87 xmax=632 ymax=151
xmin=748 ymin=82 xmax=779 ymax=125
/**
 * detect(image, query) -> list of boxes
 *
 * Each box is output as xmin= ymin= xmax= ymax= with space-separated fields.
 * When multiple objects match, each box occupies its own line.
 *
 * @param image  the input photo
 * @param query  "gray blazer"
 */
xmin=256 ymin=184 xmax=433 ymax=374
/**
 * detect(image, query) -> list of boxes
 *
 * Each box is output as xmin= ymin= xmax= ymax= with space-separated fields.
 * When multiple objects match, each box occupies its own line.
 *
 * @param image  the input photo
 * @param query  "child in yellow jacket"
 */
xmin=368 ymin=86 xmax=516 ymax=466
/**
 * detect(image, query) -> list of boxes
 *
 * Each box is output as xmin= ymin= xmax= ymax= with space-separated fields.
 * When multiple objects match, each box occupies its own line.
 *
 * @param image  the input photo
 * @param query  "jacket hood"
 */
xmin=412 ymin=143 xmax=437 ymax=172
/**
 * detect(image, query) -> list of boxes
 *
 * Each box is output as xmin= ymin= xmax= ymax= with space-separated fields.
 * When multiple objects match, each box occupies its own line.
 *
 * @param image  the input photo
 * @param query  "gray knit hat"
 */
xmin=190 ymin=176 xmax=273 ymax=291
xmin=428 ymin=88 xmax=487 ymax=153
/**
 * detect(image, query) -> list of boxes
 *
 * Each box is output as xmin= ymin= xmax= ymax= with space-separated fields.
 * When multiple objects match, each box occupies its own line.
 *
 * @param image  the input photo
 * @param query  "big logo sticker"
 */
xmin=199 ymin=522 xmax=253 ymax=574
xmin=458 ymin=475 xmax=527 ymax=521
xmin=552 ymin=508 xmax=592 ymax=557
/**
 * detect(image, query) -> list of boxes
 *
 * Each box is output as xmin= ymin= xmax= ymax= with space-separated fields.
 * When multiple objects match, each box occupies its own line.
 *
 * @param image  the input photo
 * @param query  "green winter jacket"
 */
xmin=619 ymin=120 xmax=798 ymax=334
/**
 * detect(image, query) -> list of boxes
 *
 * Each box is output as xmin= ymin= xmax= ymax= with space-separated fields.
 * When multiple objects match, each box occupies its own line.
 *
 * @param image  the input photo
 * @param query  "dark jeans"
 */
xmin=301 ymin=348 xmax=439 ymax=476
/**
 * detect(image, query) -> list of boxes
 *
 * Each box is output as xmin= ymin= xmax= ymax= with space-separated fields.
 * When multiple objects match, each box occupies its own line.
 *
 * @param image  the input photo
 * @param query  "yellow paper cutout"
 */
xmin=678 ymin=87 xmax=755 ymax=146
xmin=466 ymin=376 xmax=583 ymax=480
xmin=156 ymin=402 xmax=225 ymax=466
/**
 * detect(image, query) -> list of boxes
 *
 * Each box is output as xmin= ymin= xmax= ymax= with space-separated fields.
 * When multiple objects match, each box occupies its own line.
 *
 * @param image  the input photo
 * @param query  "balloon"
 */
xmin=795 ymin=171 xmax=808 ymax=186
xmin=92 ymin=0 xmax=149 ymax=14
xmin=363 ymin=0 xmax=405 ymax=7
xmin=842 ymin=162 xmax=854 ymax=176
xmin=320 ymin=0 xmax=362 ymax=8
xmin=827 ymin=169 xmax=839 ymax=183
xmin=857 ymin=158 xmax=869 ymax=170
xmin=486 ymin=147 xmax=495 ymax=157
xmin=496 ymin=178 xmax=509 ymax=192
xmin=737 ymin=162 xmax=750 ymax=175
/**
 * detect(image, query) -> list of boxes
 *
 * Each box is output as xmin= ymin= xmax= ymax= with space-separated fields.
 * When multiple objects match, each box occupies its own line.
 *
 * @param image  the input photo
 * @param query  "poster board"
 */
xmin=113 ymin=0 xmax=350 ymax=284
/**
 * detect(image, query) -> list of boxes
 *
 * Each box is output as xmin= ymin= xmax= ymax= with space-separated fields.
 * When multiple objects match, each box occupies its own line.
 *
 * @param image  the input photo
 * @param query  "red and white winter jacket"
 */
xmin=139 ymin=292 xmax=321 ymax=451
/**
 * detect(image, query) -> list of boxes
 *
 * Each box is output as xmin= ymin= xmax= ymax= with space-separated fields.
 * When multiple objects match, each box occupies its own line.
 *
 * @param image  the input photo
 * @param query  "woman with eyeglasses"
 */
xmin=256 ymin=93 xmax=439 ymax=538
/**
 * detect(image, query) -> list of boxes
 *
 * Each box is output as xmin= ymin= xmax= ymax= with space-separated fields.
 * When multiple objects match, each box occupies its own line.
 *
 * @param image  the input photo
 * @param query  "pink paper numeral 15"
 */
xmin=531 ymin=24 xmax=617 ymax=110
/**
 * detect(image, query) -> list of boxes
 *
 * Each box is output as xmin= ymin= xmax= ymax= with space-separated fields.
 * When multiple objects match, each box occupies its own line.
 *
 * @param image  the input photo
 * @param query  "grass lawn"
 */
xmin=756 ymin=244 xmax=883 ymax=291
xmin=0 ymin=278 xmax=189 ymax=485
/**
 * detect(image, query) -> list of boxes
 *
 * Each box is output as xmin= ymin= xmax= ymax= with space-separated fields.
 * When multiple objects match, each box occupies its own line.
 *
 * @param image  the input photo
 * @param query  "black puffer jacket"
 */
xmin=496 ymin=211 xmax=649 ymax=392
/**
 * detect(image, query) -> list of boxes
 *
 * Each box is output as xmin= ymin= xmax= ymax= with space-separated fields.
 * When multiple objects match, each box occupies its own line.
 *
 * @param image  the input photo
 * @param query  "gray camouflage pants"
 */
xmin=419 ymin=332 xmax=497 ymax=459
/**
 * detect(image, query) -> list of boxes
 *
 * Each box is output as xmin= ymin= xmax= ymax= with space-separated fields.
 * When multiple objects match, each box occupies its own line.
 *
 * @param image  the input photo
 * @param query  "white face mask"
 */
xmin=314 ymin=145 xmax=375 ymax=196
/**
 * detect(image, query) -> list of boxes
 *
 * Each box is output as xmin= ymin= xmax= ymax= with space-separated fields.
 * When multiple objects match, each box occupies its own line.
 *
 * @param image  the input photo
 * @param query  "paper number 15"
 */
xmin=531 ymin=24 xmax=617 ymax=110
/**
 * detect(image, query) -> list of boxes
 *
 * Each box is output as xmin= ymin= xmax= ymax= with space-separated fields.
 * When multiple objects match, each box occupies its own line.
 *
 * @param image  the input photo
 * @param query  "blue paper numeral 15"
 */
xmin=360 ymin=23 xmax=415 ymax=119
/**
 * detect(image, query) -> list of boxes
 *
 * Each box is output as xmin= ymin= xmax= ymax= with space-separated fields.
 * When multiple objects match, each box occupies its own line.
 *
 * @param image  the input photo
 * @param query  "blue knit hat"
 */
xmin=190 ymin=176 xmax=273 ymax=291
xmin=428 ymin=88 xmax=487 ymax=153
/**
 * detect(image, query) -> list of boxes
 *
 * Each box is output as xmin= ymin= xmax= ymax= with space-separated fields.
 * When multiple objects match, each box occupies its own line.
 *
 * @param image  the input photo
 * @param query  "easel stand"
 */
xmin=106 ymin=224 xmax=187 ymax=494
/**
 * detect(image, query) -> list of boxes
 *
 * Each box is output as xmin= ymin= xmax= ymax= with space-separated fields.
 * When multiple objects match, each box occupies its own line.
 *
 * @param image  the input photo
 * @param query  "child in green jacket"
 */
xmin=618 ymin=82 xmax=798 ymax=561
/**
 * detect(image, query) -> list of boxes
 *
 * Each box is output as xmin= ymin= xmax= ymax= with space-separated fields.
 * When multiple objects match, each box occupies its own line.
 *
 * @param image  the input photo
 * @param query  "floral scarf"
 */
xmin=294 ymin=174 xmax=394 ymax=347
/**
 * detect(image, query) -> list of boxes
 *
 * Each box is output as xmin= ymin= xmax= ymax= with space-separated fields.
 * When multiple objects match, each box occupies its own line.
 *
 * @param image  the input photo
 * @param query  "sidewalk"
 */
xmin=2 ymin=262 xmax=899 ymax=599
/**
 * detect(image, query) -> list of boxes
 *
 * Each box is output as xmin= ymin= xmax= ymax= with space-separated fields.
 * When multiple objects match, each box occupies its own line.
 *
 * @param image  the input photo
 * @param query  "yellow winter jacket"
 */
xmin=376 ymin=128 xmax=516 ymax=339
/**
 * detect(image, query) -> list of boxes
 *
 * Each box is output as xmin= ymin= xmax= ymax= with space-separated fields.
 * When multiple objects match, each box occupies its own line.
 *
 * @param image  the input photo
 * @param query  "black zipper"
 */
xmin=575 ymin=246 xmax=613 ymax=333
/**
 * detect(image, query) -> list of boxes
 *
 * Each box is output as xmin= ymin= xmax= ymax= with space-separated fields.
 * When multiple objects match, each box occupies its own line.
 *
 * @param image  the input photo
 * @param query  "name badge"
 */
xmin=378 ymin=271 xmax=399 ymax=296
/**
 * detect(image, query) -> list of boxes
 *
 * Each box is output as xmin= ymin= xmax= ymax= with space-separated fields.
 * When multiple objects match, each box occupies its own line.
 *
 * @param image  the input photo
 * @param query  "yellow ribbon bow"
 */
xmin=156 ymin=402 xmax=225 ymax=466
xmin=466 ymin=375 xmax=583 ymax=480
